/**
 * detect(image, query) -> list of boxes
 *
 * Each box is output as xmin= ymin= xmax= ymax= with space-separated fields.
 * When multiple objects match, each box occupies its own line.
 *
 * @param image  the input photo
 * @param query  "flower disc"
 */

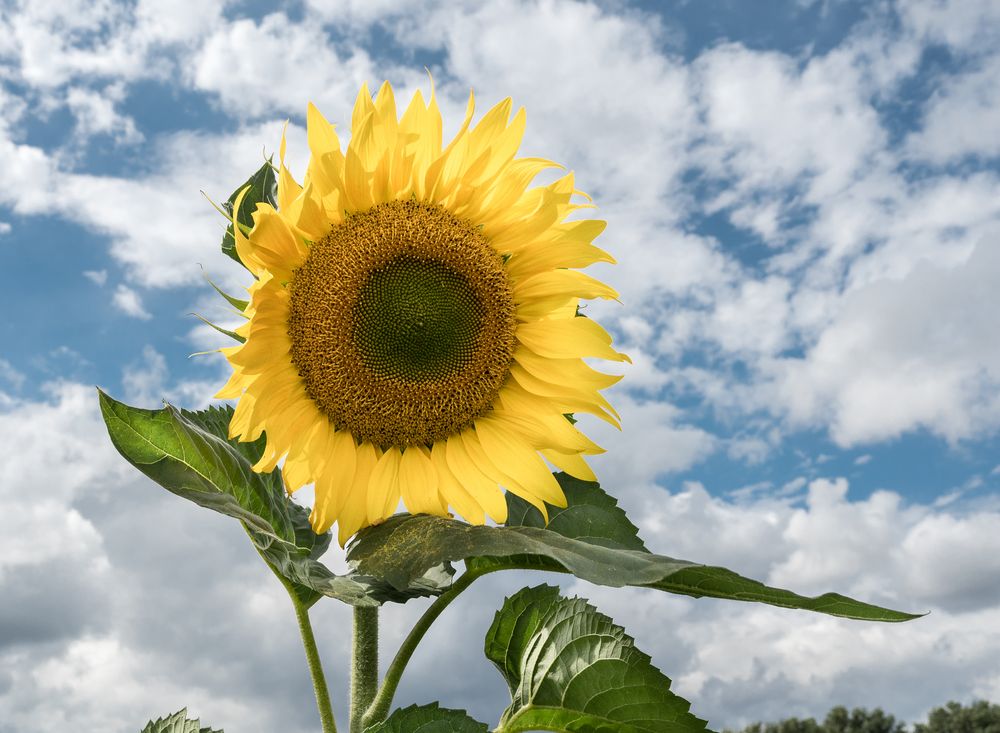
xmin=287 ymin=200 xmax=516 ymax=447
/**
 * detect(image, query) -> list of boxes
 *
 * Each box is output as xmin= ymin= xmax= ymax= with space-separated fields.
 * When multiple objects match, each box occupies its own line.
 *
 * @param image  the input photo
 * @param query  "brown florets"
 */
xmin=287 ymin=200 xmax=516 ymax=448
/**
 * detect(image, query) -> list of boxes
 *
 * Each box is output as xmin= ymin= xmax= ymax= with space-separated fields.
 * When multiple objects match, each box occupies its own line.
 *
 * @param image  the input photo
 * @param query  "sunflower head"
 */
xmin=217 ymin=81 xmax=628 ymax=545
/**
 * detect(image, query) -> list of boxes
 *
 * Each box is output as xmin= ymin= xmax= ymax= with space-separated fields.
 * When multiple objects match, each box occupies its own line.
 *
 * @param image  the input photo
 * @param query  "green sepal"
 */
xmin=348 ymin=475 xmax=921 ymax=622
xmin=190 ymin=313 xmax=245 ymax=344
xmin=201 ymin=268 xmax=250 ymax=313
xmin=363 ymin=703 xmax=489 ymax=732
xmin=488 ymin=585 xmax=711 ymax=733
xmin=98 ymin=391 xmax=373 ymax=607
xmin=139 ymin=708 xmax=222 ymax=733
xmin=221 ymin=159 xmax=277 ymax=269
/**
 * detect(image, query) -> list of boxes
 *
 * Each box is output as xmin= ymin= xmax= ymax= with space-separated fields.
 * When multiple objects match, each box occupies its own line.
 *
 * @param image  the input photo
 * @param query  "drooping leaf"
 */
xmin=488 ymin=585 xmax=710 ymax=733
xmin=221 ymin=159 xmax=277 ymax=269
xmin=364 ymin=703 xmax=489 ymax=733
xmin=348 ymin=476 xmax=920 ymax=622
xmin=139 ymin=708 xmax=222 ymax=733
xmin=180 ymin=404 xmax=330 ymax=561
xmin=99 ymin=390 xmax=373 ymax=607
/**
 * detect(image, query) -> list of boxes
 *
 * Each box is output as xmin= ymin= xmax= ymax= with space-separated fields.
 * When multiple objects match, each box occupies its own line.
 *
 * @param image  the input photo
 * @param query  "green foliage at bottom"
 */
xmin=487 ymin=584 xmax=710 ymax=733
xmin=364 ymin=703 xmax=489 ymax=732
xmin=140 ymin=708 xmax=221 ymax=733
xmin=727 ymin=701 xmax=1000 ymax=733
xmin=915 ymin=701 xmax=1000 ymax=733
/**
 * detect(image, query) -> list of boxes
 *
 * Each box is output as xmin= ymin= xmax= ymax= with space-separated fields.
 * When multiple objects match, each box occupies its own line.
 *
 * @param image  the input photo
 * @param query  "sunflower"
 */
xmin=216 ymin=81 xmax=629 ymax=545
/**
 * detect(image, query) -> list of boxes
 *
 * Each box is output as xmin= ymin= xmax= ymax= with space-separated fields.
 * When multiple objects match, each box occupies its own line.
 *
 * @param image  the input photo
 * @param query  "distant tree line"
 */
xmin=726 ymin=700 xmax=1000 ymax=733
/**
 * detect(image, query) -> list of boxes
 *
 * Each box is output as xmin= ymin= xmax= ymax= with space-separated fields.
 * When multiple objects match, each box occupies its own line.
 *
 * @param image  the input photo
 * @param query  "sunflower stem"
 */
xmin=350 ymin=607 xmax=379 ymax=733
xmin=250 ymin=535 xmax=338 ymax=733
xmin=361 ymin=571 xmax=480 ymax=728
xmin=292 ymin=594 xmax=339 ymax=733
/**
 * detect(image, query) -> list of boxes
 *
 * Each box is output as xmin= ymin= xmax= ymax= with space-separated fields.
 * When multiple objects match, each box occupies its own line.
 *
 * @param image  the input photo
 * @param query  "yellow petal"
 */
xmin=277 ymin=121 xmax=302 ymax=212
xmin=514 ymin=269 xmax=619 ymax=304
xmin=367 ymin=446 xmax=402 ymax=523
xmin=281 ymin=415 xmax=328 ymax=492
xmin=307 ymin=101 xmax=341 ymax=158
xmin=446 ymin=433 xmax=508 ymax=523
xmin=337 ymin=441 xmax=379 ymax=546
xmin=398 ymin=445 xmax=442 ymax=516
xmin=517 ymin=318 xmax=630 ymax=363
xmin=430 ymin=441 xmax=485 ymax=524
xmin=311 ymin=429 xmax=358 ymax=535
xmin=460 ymin=427 xmax=554 ymax=521
xmin=475 ymin=418 xmax=566 ymax=508
xmin=540 ymin=448 xmax=596 ymax=482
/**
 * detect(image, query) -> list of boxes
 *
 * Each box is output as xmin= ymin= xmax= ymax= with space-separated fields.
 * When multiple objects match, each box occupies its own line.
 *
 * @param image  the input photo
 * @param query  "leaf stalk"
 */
xmin=361 ymin=570 xmax=480 ymax=728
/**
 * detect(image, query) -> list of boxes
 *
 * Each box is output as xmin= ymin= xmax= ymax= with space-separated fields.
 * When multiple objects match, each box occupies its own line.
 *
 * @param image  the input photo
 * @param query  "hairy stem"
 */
xmin=250 ymin=536 xmax=337 ymax=733
xmin=293 ymin=595 xmax=339 ymax=733
xmin=362 ymin=571 xmax=480 ymax=728
xmin=350 ymin=607 xmax=380 ymax=732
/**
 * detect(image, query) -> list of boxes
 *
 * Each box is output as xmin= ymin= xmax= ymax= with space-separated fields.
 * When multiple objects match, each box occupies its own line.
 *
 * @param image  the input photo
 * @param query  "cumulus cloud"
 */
xmin=761 ymin=230 xmax=1000 ymax=445
xmin=112 ymin=284 xmax=152 ymax=320
xmin=190 ymin=13 xmax=390 ymax=119
xmin=905 ymin=53 xmax=1000 ymax=164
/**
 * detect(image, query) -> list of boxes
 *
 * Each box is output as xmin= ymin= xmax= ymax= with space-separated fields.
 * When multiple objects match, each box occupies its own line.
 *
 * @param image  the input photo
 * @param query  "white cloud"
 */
xmin=82 ymin=268 xmax=107 ymax=286
xmin=899 ymin=0 xmax=1000 ymax=50
xmin=121 ymin=344 xmax=221 ymax=409
xmin=691 ymin=42 xmax=886 ymax=202
xmin=0 ymin=221 xmax=11 ymax=235
xmin=588 ymin=391 xmax=718 ymax=499
xmin=112 ymin=284 xmax=152 ymax=320
xmin=761 ymin=230 xmax=1000 ymax=446
xmin=4 ymin=0 xmax=225 ymax=88
xmin=1 ymin=121 xmax=298 ymax=289
xmin=65 ymin=83 xmax=142 ymax=144
xmin=0 ymin=359 xmax=24 ymax=389
xmin=905 ymin=53 xmax=1000 ymax=164
xmin=190 ymin=13 xmax=385 ymax=119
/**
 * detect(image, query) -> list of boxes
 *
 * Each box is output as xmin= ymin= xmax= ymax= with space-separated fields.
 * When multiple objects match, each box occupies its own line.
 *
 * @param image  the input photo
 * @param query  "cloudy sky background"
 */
xmin=3 ymin=0 xmax=1000 ymax=730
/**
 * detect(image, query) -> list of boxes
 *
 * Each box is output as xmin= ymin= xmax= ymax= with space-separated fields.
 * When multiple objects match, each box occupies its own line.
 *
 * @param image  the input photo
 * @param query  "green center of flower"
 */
xmin=287 ymin=200 xmax=517 ymax=448
xmin=353 ymin=257 xmax=483 ymax=382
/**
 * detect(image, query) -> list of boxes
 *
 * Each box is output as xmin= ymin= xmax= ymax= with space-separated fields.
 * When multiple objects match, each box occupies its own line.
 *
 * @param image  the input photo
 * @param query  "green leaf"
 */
xmin=364 ymin=703 xmax=489 ymax=733
xmin=504 ymin=472 xmax=646 ymax=550
xmin=98 ymin=390 xmax=374 ymax=607
xmin=140 ymin=708 xmax=222 ymax=733
xmin=488 ymin=585 xmax=710 ymax=733
xmin=221 ymin=159 xmax=277 ymax=269
xmin=179 ymin=404 xmax=331 ymax=560
xmin=348 ymin=475 xmax=920 ymax=622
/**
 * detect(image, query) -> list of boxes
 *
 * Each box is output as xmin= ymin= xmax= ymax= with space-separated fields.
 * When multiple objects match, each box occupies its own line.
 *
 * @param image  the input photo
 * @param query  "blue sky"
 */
xmin=3 ymin=0 xmax=1000 ymax=731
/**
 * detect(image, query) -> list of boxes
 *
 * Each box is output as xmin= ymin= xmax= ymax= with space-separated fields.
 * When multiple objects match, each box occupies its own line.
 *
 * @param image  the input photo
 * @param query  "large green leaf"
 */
xmin=364 ymin=703 xmax=489 ymax=733
xmin=487 ymin=585 xmax=710 ymax=733
xmin=348 ymin=476 xmax=920 ymax=622
xmin=220 ymin=159 xmax=277 ymax=269
xmin=140 ymin=709 xmax=221 ymax=733
xmin=179 ymin=404 xmax=330 ymax=560
xmin=503 ymin=473 xmax=645 ymax=551
xmin=98 ymin=390 xmax=375 ymax=607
